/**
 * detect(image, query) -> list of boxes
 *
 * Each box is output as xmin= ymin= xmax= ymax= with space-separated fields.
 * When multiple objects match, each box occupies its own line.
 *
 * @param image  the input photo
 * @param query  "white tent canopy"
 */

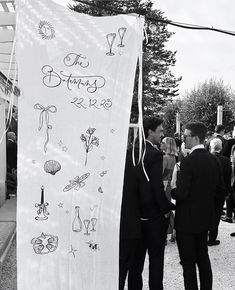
xmin=0 ymin=0 xmax=17 ymax=207
xmin=0 ymin=0 xmax=16 ymax=83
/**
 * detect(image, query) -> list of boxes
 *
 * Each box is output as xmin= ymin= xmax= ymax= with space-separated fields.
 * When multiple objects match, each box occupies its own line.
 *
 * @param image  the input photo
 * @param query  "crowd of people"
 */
xmin=119 ymin=119 xmax=235 ymax=290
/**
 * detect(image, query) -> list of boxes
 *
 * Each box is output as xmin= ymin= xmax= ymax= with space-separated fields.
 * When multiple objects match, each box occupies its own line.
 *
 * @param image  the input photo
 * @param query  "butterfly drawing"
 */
xmin=63 ymin=173 xmax=90 ymax=192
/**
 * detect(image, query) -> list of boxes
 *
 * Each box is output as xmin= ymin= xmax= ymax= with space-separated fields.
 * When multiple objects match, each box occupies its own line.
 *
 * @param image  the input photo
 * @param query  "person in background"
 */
xmin=178 ymin=142 xmax=190 ymax=162
xmin=161 ymin=137 xmax=178 ymax=242
xmin=6 ymin=131 xmax=17 ymax=171
xmin=222 ymin=130 xmax=235 ymax=158
xmin=221 ymin=141 xmax=235 ymax=223
xmin=128 ymin=117 xmax=175 ymax=290
xmin=6 ymin=131 xmax=17 ymax=199
xmin=161 ymin=137 xmax=178 ymax=198
xmin=174 ymin=132 xmax=182 ymax=155
xmin=208 ymin=138 xmax=231 ymax=246
xmin=171 ymin=122 xmax=225 ymax=290
xmin=205 ymin=125 xmax=226 ymax=153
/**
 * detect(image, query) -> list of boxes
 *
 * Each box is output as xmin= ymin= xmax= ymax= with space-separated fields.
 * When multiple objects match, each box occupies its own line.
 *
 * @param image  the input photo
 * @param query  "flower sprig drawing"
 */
xmin=80 ymin=128 xmax=99 ymax=166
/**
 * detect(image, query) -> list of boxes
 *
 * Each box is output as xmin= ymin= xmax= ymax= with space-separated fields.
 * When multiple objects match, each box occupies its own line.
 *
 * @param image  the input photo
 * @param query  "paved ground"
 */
xmin=0 ymin=236 xmax=16 ymax=290
xmin=0 ymin=221 xmax=235 ymax=290
xmin=141 ymin=220 xmax=235 ymax=290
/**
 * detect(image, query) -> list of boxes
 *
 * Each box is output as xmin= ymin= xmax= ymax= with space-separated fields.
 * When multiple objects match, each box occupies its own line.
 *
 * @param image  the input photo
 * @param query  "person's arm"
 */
xmin=148 ymin=152 xmax=175 ymax=214
xmin=171 ymin=157 xmax=192 ymax=201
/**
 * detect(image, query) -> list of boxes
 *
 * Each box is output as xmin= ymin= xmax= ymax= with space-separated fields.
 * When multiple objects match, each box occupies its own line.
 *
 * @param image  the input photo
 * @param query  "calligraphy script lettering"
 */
xmin=41 ymin=65 xmax=106 ymax=93
xmin=71 ymin=97 xmax=112 ymax=110
xmin=63 ymin=53 xmax=89 ymax=68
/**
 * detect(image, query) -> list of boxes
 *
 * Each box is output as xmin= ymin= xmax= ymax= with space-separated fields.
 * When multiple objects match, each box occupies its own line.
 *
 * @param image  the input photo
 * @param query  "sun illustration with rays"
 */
xmin=38 ymin=20 xmax=55 ymax=40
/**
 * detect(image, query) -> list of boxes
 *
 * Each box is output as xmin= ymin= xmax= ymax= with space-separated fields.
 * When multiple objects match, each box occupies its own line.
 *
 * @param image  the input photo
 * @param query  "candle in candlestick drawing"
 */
xmin=41 ymin=185 xmax=44 ymax=204
xmin=35 ymin=185 xmax=50 ymax=221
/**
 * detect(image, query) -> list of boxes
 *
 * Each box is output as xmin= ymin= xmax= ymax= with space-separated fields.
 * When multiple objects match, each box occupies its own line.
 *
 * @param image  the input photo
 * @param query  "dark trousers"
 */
xmin=176 ymin=231 xmax=212 ymax=290
xmin=208 ymin=206 xmax=223 ymax=242
xmin=119 ymin=238 xmax=140 ymax=290
xmin=128 ymin=217 xmax=168 ymax=290
xmin=226 ymin=194 xmax=235 ymax=218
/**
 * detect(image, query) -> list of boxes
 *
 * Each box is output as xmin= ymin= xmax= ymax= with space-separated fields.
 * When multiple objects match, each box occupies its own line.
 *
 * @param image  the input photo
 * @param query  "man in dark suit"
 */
xmin=172 ymin=122 xmax=225 ymax=290
xmin=205 ymin=124 xmax=227 ymax=154
xmin=127 ymin=117 xmax=175 ymax=290
xmin=222 ymin=134 xmax=235 ymax=158
xmin=119 ymin=148 xmax=142 ymax=290
xmin=208 ymin=138 xmax=231 ymax=246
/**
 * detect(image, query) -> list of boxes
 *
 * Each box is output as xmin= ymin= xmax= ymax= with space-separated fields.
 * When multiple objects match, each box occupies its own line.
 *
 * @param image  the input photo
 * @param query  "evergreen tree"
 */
xmin=69 ymin=0 xmax=181 ymax=120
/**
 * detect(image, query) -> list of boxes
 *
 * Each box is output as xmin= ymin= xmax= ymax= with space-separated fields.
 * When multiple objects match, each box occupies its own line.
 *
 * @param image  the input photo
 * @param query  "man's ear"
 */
xmin=195 ymin=135 xmax=200 ymax=144
xmin=148 ymin=129 xmax=153 ymax=136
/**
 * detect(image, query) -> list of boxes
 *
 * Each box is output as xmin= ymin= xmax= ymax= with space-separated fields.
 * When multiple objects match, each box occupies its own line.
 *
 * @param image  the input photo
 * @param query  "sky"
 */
xmin=153 ymin=0 xmax=235 ymax=96
xmin=53 ymin=0 xmax=235 ymax=96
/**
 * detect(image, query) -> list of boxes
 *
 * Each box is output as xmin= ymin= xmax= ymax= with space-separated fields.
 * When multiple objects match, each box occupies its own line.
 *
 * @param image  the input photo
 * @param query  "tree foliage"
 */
xmin=69 ymin=0 xmax=181 ymax=120
xmin=179 ymin=78 xmax=235 ymax=132
xmin=161 ymin=99 xmax=182 ymax=136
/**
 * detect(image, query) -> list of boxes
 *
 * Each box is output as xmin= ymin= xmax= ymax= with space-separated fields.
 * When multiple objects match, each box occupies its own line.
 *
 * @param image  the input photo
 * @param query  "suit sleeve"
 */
xmin=148 ymin=152 xmax=175 ymax=214
xmin=172 ymin=157 xmax=192 ymax=201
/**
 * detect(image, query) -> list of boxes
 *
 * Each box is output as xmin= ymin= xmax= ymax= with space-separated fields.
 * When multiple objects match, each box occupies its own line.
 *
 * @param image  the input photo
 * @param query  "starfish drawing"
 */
xmin=62 ymin=146 xmax=68 ymax=152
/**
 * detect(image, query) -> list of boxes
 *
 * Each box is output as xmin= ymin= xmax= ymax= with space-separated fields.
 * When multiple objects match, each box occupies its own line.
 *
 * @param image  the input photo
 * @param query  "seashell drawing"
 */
xmin=44 ymin=160 xmax=61 ymax=175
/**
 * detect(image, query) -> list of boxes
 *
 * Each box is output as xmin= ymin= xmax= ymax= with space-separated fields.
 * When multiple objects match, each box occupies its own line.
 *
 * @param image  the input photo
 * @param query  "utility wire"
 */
xmin=72 ymin=0 xmax=235 ymax=37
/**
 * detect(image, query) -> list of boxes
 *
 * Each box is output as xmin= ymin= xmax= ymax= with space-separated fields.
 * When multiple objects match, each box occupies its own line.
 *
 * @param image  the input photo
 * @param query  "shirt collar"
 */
xmin=146 ymin=139 xmax=154 ymax=147
xmin=146 ymin=139 xmax=159 ymax=150
xmin=190 ymin=144 xmax=204 ymax=154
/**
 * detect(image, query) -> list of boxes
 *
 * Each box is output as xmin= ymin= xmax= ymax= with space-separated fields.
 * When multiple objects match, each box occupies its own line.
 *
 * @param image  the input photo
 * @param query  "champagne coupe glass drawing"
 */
xmin=90 ymin=218 xmax=98 ymax=232
xmin=118 ymin=27 xmax=127 ymax=47
xmin=83 ymin=219 xmax=91 ymax=235
xmin=106 ymin=33 xmax=116 ymax=56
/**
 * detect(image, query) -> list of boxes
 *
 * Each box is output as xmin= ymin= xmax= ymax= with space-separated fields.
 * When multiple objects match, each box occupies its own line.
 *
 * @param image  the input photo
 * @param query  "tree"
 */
xmin=69 ymin=0 xmax=181 ymax=120
xmin=179 ymin=78 xmax=235 ymax=132
xmin=161 ymin=99 xmax=182 ymax=136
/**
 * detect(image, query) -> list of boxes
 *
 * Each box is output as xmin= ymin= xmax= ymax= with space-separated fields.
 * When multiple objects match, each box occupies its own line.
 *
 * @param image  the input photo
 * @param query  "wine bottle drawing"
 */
xmin=72 ymin=206 xmax=82 ymax=232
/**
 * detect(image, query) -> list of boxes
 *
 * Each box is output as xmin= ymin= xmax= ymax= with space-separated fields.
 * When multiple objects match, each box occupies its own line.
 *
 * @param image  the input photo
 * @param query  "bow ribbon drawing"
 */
xmin=34 ymin=103 xmax=57 ymax=152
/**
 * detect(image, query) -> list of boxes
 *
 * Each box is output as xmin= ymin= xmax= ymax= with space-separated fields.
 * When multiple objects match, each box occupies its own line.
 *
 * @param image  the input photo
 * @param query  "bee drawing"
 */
xmin=86 ymin=241 xmax=99 ymax=251
xmin=63 ymin=173 xmax=90 ymax=192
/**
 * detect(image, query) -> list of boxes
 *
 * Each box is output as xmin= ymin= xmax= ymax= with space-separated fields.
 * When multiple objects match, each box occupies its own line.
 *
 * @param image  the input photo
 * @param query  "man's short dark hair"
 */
xmin=215 ymin=124 xmax=225 ymax=134
xmin=185 ymin=122 xmax=207 ymax=144
xmin=143 ymin=117 xmax=163 ymax=138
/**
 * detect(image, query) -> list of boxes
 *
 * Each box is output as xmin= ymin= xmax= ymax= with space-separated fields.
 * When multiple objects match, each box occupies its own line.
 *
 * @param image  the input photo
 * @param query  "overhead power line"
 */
xmin=73 ymin=0 xmax=235 ymax=37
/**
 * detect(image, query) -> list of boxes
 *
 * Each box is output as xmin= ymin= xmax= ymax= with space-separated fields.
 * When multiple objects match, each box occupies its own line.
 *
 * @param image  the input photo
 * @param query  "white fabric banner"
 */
xmin=16 ymin=1 xmax=143 ymax=289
